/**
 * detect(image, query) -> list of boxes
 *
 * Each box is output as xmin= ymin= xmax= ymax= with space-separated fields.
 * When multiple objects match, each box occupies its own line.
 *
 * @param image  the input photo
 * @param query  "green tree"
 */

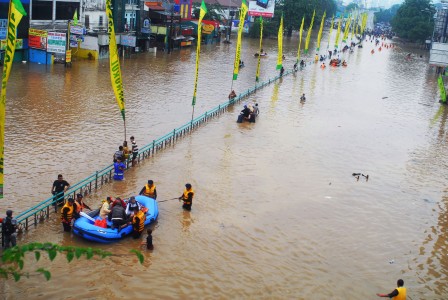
xmin=0 ymin=243 xmax=144 ymax=281
xmin=374 ymin=4 xmax=400 ymax=23
xmin=192 ymin=3 xmax=225 ymax=21
xmin=345 ymin=2 xmax=359 ymax=11
xmin=391 ymin=0 xmax=435 ymax=42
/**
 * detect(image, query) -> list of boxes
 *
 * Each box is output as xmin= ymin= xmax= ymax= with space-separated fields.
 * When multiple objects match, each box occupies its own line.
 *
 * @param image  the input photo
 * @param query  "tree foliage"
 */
xmin=345 ymin=3 xmax=359 ymax=12
xmin=391 ymin=0 xmax=435 ymax=42
xmin=0 ymin=243 xmax=144 ymax=282
xmin=374 ymin=4 xmax=400 ymax=24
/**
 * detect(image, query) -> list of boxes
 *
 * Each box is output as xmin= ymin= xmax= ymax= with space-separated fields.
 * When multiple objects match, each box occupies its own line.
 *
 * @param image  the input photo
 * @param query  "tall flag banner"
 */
xmin=350 ymin=12 xmax=356 ymax=40
xmin=276 ymin=14 xmax=283 ymax=70
xmin=106 ymin=0 xmax=125 ymax=121
xmin=296 ymin=16 xmax=305 ymax=63
xmin=233 ymin=0 xmax=248 ymax=80
xmin=256 ymin=16 xmax=263 ymax=82
xmin=438 ymin=74 xmax=447 ymax=103
xmin=361 ymin=13 xmax=368 ymax=35
xmin=73 ymin=9 xmax=78 ymax=26
xmin=304 ymin=10 xmax=315 ymax=54
xmin=1 ymin=0 xmax=27 ymax=199
xmin=316 ymin=11 xmax=326 ymax=51
xmin=327 ymin=15 xmax=334 ymax=49
xmin=342 ymin=16 xmax=351 ymax=43
xmin=334 ymin=18 xmax=342 ymax=48
xmin=192 ymin=0 xmax=207 ymax=105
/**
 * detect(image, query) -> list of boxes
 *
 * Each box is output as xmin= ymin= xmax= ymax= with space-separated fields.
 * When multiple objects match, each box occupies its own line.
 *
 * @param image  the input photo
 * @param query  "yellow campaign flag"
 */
xmin=276 ymin=14 xmax=283 ymax=70
xmin=73 ymin=9 xmax=78 ymax=26
xmin=256 ymin=16 xmax=263 ymax=82
xmin=334 ymin=18 xmax=342 ymax=48
xmin=192 ymin=0 xmax=207 ymax=105
xmin=233 ymin=0 xmax=248 ymax=80
xmin=304 ymin=10 xmax=315 ymax=54
xmin=438 ymin=75 xmax=447 ymax=103
xmin=106 ymin=0 xmax=125 ymax=120
xmin=350 ymin=13 xmax=356 ymax=40
xmin=342 ymin=17 xmax=351 ymax=43
xmin=296 ymin=16 xmax=305 ymax=63
xmin=316 ymin=11 xmax=326 ymax=51
xmin=1 ymin=0 xmax=27 ymax=199
xmin=327 ymin=15 xmax=334 ymax=49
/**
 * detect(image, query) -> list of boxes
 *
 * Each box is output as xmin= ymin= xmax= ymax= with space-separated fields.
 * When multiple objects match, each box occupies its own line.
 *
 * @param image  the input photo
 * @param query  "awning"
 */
xmin=172 ymin=35 xmax=185 ymax=40
xmin=144 ymin=2 xmax=165 ymax=11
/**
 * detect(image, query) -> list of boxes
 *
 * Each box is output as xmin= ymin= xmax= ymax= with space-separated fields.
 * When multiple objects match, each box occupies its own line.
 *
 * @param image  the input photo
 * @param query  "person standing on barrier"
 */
xmin=130 ymin=136 xmax=139 ymax=167
xmin=2 ymin=210 xmax=18 ymax=248
xmin=179 ymin=183 xmax=194 ymax=211
xmin=61 ymin=198 xmax=75 ymax=232
xmin=139 ymin=180 xmax=157 ymax=199
xmin=51 ymin=174 xmax=70 ymax=206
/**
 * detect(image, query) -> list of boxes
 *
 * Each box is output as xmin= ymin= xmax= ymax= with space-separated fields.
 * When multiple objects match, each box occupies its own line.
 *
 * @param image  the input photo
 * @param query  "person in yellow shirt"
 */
xmin=377 ymin=279 xmax=406 ymax=299
xmin=100 ymin=197 xmax=113 ymax=219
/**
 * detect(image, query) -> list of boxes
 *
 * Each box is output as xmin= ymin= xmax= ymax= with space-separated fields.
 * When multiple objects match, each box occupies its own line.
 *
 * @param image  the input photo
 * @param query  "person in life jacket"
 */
xmin=139 ymin=180 xmax=157 ymax=199
xmin=125 ymin=196 xmax=142 ymax=216
xmin=2 ymin=210 xmax=18 ymax=248
xmin=61 ymin=198 xmax=75 ymax=232
xmin=132 ymin=207 xmax=146 ymax=238
xmin=178 ymin=183 xmax=194 ymax=211
xmin=74 ymin=193 xmax=91 ymax=219
xmin=376 ymin=279 xmax=406 ymax=300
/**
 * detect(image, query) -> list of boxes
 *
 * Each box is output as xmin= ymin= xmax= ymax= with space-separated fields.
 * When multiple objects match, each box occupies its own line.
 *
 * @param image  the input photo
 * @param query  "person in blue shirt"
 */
xmin=113 ymin=158 xmax=126 ymax=180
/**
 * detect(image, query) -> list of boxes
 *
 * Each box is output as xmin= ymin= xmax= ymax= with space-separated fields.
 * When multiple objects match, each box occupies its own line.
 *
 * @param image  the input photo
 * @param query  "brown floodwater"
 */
xmin=1 ymin=31 xmax=447 ymax=299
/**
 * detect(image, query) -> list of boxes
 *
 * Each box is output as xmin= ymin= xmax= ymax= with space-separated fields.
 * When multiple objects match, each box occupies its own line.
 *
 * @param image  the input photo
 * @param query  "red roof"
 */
xmin=145 ymin=1 xmax=165 ymax=10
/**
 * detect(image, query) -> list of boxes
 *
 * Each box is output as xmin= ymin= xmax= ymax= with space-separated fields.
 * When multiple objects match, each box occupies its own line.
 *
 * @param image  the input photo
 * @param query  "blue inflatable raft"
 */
xmin=73 ymin=195 xmax=158 ymax=243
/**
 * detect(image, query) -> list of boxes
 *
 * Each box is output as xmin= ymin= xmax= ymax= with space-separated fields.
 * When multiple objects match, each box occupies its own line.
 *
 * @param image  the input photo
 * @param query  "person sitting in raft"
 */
xmin=100 ymin=197 xmax=113 ymax=220
xmin=320 ymin=62 xmax=326 ymax=69
xmin=241 ymin=105 xmax=251 ymax=120
xmin=125 ymin=196 xmax=142 ymax=217
xmin=300 ymin=93 xmax=306 ymax=102
xmin=139 ymin=179 xmax=157 ymax=199
xmin=111 ymin=197 xmax=126 ymax=210
xmin=228 ymin=90 xmax=237 ymax=100
xmin=239 ymin=59 xmax=244 ymax=67
xmin=342 ymin=60 xmax=347 ymax=67
xmin=132 ymin=207 xmax=146 ymax=239
xmin=110 ymin=201 xmax=127 ymax=230
xmin=113 ymin=158 xmax=126 ymax=181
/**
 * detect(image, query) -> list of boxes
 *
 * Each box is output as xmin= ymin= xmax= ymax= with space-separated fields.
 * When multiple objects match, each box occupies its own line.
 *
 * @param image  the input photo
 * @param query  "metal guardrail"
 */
xmin=1 ymin=69 xmax=294 ymax=246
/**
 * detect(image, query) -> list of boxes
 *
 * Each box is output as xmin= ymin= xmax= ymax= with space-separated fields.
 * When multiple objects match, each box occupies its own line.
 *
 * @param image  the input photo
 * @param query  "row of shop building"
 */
xmin=0 ymin=0 xmax=241 ymax=64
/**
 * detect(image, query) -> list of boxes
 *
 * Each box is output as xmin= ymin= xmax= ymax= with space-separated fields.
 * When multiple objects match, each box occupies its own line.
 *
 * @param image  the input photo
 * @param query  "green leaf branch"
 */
xmin=1 ymin=242 xmax=144 ymax=282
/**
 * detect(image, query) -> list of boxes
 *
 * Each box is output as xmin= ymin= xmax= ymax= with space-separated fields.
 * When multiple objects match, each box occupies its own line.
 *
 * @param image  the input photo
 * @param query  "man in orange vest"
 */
xmin=377 ymin=279 xmax=406 ymax=299
xmin=139 ymin=180 xmax=157 ymax=199
xmin=61 ymin=198 xmax=75 ymax=232
xmin=178 ymin=183 xmax=194 ymax=211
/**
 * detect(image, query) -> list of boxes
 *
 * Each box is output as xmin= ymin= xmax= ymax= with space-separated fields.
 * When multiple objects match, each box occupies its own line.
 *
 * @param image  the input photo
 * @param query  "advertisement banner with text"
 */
xmin=28 ymin=28 xmax=48 ymax=50
xmin=248 ymin=0 xmax=275 ymax=18
xmin=47 ymin=32 xmax=66 ymax=53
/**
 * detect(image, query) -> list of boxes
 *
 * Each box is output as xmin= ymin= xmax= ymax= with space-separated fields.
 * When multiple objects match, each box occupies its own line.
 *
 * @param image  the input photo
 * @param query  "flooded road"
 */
xmin=2 ymin=32 xmax=448 ymax=299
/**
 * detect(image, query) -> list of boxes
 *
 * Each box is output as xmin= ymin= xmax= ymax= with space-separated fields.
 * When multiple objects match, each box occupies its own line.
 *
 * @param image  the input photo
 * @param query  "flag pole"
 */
xmin=124 ymin=119 xmax=127 ymax=142
xmin=191 ymin=106 xmax=195 ymax=121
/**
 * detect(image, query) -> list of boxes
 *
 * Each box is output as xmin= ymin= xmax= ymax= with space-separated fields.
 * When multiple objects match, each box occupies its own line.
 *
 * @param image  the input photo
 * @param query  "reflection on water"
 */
xmin=2 ymin=35 xmax=448 ymax=299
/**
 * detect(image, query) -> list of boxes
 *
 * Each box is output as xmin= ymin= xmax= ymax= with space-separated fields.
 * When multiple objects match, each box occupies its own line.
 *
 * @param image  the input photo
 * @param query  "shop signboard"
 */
xmin=47 ymin=32 xmax=67 ymax=53
xmin=142 ymin=18 xmax=151 ymax=34
xmin=248 ymin=0 xmax=275 ymax=18
xmin=121 ymin=35 xmax=136 ymax=47
xmin=1 ymin=39 xmax=23 ymax=50
xmin=70 ymin=25 xmax=85 ymax=35
xmin=0 ymin=19 xmax=7 ymax=40
xmin=28 ymin=28 xmax=48 ymax=50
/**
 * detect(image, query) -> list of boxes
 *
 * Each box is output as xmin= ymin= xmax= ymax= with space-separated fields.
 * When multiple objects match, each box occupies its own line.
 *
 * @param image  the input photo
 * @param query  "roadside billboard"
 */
xmin=47 ymin=32 xmax=66 ymax=53
xmin=0 ymin=19 xmax=7 ymax=40
xmin=28 ymin=28 xmax=48 ymax=50
xmin=248 ymin=0 xmax=275 ymax=18
xmin=121 ymin=35 xmax=136 ymax=47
